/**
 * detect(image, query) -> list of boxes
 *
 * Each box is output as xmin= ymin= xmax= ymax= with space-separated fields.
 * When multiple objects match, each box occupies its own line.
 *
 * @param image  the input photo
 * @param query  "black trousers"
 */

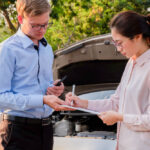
xmin=0 ymin=120 xmax=53 ymax=150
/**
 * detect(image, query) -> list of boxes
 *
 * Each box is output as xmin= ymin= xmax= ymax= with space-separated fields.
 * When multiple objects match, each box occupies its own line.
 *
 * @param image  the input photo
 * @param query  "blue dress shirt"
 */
xmin=0 ymin=29 xmax=54 ymax=118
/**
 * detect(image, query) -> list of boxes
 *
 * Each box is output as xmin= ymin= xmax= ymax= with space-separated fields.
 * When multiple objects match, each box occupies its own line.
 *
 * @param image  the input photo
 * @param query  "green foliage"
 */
xmin=0 ymin=0 xmax=16 ymax=9
xmin=0 ymin=27 xmax=13 ymax=42
xmin=46 ymin=0 xmax=150 ymax=51
xmin=0 ymin=0 xmax=17 ymax=33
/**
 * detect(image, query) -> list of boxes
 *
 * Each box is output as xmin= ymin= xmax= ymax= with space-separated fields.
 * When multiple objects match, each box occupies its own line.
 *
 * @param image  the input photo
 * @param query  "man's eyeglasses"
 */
xmin=30 ymin=23 xmax=51 ymax=31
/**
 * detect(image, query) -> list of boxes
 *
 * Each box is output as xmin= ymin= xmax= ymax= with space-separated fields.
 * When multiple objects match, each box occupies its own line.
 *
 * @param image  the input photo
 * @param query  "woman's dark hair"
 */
xmin=110 ymin=10 xmax=150 ymax=39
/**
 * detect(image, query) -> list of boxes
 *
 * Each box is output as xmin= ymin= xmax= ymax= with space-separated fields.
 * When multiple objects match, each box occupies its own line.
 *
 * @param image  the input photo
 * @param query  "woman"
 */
xmin=65 ymin=10 xmax=150 ymax=150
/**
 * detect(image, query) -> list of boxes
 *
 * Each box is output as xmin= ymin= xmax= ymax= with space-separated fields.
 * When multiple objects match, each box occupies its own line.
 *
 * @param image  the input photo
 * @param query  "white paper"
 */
xmin=61 ymin=105 xmax=100 ymax=115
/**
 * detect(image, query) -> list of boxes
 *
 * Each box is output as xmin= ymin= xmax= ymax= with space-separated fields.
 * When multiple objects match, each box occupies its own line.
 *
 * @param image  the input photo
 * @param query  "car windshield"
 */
xmin=78 ymin=90 xmax=115 ymax=100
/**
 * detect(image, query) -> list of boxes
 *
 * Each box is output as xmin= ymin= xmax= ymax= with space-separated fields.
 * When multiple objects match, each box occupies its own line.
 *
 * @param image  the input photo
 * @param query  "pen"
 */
xmin=71 ymin=84 xmax=75 ymax=106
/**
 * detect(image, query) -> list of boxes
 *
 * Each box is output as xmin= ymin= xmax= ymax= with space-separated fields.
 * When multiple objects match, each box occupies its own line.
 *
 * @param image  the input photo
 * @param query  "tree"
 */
xmin=0 ymin=0 xmax=17 ymax=32
xmin=46 ymin=0 xmax=150 ymax=51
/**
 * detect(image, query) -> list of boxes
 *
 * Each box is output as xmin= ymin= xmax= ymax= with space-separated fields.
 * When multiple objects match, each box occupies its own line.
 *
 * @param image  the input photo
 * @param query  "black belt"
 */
xmin=0 ymin=114 xmax=52 ymax=126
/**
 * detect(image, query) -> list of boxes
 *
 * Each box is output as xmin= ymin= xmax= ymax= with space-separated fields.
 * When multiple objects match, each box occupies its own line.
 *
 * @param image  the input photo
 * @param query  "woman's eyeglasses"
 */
xmin=112 ymin=40 xmax=123 ymax=48
xmin=112 ymin=37 xmax=133 ymax=48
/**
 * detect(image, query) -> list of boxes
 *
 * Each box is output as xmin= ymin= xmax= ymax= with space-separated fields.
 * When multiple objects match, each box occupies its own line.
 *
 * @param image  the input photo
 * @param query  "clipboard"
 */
xmin=61 ymin=105 xmax=100 ymax=115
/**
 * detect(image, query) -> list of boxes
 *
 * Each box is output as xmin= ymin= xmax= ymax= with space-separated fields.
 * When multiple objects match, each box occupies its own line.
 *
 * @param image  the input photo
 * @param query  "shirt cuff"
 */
xmin=28 ymin=95 xmax=43 ymax=108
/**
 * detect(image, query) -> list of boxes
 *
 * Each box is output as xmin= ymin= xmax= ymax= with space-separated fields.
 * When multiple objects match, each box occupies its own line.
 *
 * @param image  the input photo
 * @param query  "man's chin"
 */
xmin=36 ymin=35 xmax=44 ymax=40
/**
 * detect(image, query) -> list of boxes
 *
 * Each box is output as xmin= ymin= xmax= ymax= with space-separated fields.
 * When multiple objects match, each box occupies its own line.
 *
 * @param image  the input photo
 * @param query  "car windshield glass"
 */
xmin=78 ymin=90 xmax=115 ymax=100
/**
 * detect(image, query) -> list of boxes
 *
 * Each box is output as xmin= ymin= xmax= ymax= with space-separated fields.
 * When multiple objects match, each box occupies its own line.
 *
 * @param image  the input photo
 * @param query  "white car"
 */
xmin=52 ymin=34 xmax=127 ymax=150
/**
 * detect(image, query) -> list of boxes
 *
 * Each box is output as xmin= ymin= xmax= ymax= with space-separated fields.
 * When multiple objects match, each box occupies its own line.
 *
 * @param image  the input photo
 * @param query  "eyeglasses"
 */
xmin=30 ymin=23 xmax=50 ymax=31
xmin=112 ymin=40 xmax=123 ymax=48
xmin=112 ymin=37 xmax=134 ymax=48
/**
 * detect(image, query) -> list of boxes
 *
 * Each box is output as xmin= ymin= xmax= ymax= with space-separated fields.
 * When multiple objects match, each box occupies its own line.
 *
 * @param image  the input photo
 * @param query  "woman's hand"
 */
xmin=65 ymin=92 xmax=88 ymax=109
xmin=98 ymin=111 xmax=123 ymax=125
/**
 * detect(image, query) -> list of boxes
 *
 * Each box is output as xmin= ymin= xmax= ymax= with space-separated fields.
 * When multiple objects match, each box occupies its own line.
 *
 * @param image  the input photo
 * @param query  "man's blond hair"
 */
xmin=16 ymin=0 xmax=50 ymax=17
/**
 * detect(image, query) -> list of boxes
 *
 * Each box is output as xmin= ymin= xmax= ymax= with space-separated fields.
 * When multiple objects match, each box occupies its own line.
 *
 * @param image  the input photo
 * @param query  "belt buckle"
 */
xmin=42 ymin=117 xmax=51 ymax=126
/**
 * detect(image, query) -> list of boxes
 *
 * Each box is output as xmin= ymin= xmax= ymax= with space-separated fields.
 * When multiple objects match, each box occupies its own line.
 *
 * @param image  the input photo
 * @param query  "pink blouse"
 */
xmin=88 ymin=49 xmax=150 ymax=150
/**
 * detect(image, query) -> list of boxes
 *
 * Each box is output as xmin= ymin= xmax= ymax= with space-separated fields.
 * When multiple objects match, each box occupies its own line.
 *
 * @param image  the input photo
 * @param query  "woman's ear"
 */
xmin=134 ymin=34 xmax=142 ymax=41
xmin=146 ymin=38 xmax=150 ymax=46
xmin=18 ymin=15 xmax=23 ymax=24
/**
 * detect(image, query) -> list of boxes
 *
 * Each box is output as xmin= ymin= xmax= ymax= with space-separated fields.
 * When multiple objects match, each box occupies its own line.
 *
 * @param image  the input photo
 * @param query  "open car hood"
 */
xmin=53 ymin=34 xmax=128 ymax=95
xmin=52 ymin=34 xmax=126 ymax=150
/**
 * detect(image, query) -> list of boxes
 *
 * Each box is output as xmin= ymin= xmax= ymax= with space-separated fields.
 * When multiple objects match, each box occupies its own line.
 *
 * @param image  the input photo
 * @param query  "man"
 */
xmin=0 ymin=0 xmax=68 ymax=150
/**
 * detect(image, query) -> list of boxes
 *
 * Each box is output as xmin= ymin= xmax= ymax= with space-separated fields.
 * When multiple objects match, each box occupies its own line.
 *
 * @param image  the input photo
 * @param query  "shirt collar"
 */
xmin=131 ymin=49 xmax=150 ymax=67
xmin=16 ymin=28 xmax=47 ymax=49
xmin=17 ymin=28 xmax=34 ymax=49
xmin=40 ymin=38 xmax=47 ymax=47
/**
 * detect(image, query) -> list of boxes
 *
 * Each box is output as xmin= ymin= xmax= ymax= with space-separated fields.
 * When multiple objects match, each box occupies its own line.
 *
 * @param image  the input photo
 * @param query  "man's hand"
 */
xmin=43 ymin=95 xmax=73 ymax=111
xmin=98 ymin=111 xmax=123 ymax=126
xmin=46 ymin=80 xmax=64 ymax=97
